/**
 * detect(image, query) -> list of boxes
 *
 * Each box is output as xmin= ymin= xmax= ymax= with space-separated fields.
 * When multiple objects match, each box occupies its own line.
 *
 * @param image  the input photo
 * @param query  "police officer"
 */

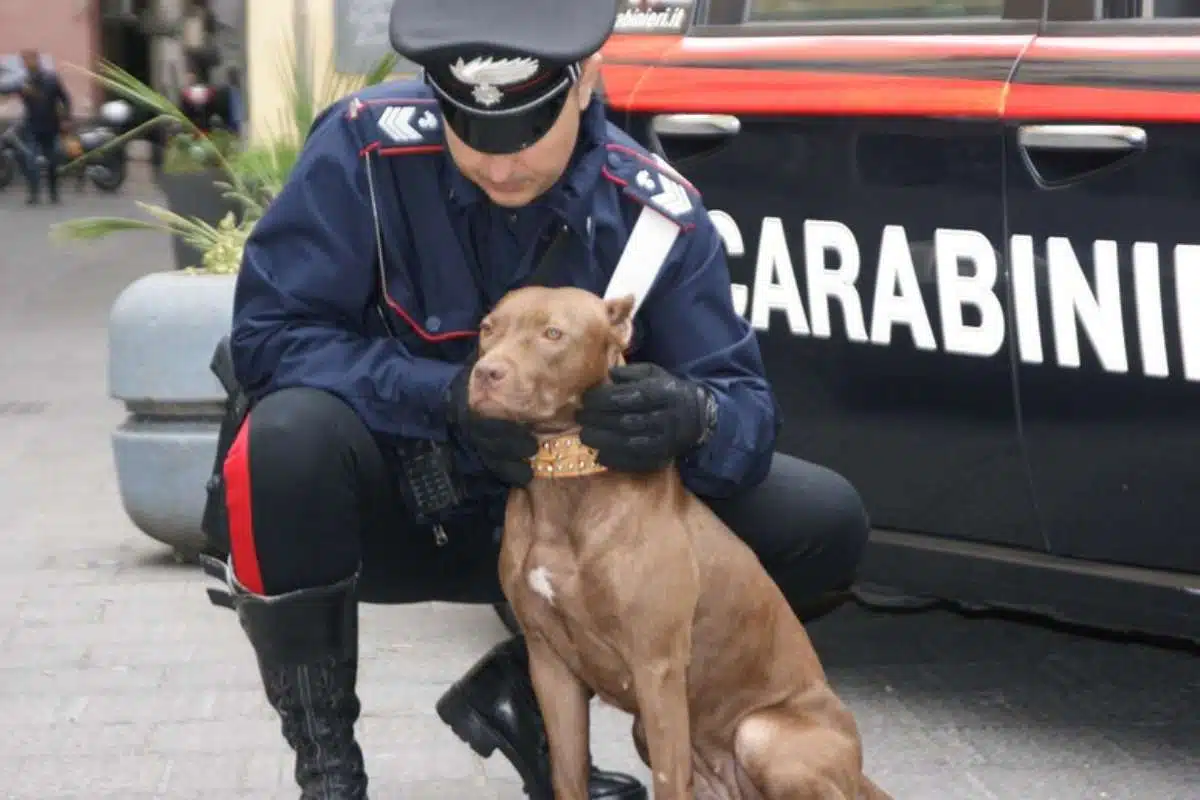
xmin=206 ymin=0 xmax=870 ymax=797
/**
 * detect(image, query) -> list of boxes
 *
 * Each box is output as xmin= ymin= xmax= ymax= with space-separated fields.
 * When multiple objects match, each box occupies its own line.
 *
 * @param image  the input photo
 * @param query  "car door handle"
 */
xmin=652 ymin=113 xmax=742 ymax=138
xmin=1017 ymin=125 xmax=1147 ymax=153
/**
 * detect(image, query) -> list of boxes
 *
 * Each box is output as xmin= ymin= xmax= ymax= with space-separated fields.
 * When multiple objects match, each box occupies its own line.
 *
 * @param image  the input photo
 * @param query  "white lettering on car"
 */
xmin=804 ymin=220 xmax=869 ymax=343
xmin=935 ymin=228 xmax=1005 ymax=359
xmin=1174 ymin=245 xmax=1200 ymax=380
xmin=749 ymin=217 xmax=809 ymax=335
xmin=1046 ymin=237 xmax=1127 ymax=374
xmin=1008 ymin=234 xmax=1043 ymax=364
xmin=1132 ymin=242 xmax=1168 ymax=379
xmin=709 ymin=211 xmax=1200 ymax=381
xmin=871 ymin=224 xmax=937 ymax=350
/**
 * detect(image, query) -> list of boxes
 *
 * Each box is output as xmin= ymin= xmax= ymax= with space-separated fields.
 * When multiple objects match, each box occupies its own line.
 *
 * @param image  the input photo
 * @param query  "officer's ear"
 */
xmin=576 ymin=53 xmax=603 ymax=111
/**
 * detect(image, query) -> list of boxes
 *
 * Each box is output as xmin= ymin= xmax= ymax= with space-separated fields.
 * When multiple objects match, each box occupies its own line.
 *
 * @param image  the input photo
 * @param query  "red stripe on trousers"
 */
xmin=223 ymin=416 xmax=265 ymax=594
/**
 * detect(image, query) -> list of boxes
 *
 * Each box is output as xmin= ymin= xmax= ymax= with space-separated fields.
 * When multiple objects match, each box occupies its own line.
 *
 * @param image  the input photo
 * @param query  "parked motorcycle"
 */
xmin=0 ymin=123 xmax=19 ymax=190
xmin=0 ymin=99 xmax=133 ymax=193
xmin=74 ymin=99 xmax=135 ymax=192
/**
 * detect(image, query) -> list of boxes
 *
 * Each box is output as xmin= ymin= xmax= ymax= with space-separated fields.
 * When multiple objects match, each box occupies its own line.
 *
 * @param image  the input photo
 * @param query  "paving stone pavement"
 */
xmin=0 ymin=171 xmax=1196 ymax=799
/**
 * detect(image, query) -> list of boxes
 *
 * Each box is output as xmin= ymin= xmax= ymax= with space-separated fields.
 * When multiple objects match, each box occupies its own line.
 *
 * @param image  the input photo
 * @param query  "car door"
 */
xmin=601 ymin=1 xmax=698 ymax=134
xmin=1004 ymin=2 xmax=1200 ymax=574
xmin=618 ymin=0 xmax=1047 ymax=553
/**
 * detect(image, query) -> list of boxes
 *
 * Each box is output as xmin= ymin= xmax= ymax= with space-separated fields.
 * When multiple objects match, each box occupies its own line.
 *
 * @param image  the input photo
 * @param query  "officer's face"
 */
xmin=445 ymin=56 xmax=603 ymax=208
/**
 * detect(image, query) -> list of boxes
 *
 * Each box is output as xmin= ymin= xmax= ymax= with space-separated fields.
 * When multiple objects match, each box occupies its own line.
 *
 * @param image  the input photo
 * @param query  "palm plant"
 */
xmin=50 ymin=43 xmax=398 ymax=273
xmin=228 ymin=44 xmax=398 ymax=205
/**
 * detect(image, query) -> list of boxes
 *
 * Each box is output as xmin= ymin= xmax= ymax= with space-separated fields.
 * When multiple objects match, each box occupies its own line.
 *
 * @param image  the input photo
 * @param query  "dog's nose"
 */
xmin=473 ymin=362 xmax=508 ymax=386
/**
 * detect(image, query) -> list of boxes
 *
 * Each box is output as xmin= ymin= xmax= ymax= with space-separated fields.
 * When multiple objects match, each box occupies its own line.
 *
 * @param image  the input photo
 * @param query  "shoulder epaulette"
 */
xmin=349 ymin=95 xmax=445 ymax=155
xmin=602 ymin=143 xmax=701 ymax=229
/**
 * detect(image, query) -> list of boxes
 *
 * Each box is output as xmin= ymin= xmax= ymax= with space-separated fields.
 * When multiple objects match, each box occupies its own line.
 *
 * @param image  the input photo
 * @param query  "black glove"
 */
xmin=446 ymin=363 xmax=538 ymax=487
xmin=576 ymin=363 xmax=717 ymax=473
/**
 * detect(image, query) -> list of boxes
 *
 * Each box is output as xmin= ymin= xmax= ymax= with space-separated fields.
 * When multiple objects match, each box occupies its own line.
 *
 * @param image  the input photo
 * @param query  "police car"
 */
xmin=601 ymin=0 xmax=1200 ymax=643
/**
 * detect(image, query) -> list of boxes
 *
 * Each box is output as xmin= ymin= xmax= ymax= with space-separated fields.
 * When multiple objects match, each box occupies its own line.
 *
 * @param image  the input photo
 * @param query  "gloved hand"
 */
xmin=446 ymin=362 xmax=538 ymax=487
xmin=576 ymin=363 xmax=717 ymax=473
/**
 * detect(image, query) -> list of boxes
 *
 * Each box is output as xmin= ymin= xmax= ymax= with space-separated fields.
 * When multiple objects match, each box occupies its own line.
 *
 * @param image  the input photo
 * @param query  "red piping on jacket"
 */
xmin=605 ymin=142 xmax=699 ymax=193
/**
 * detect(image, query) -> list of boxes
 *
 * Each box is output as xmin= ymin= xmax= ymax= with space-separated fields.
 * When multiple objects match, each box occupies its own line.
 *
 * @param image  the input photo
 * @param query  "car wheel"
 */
xmin=88 ymin=159 xmax=126 ymax=192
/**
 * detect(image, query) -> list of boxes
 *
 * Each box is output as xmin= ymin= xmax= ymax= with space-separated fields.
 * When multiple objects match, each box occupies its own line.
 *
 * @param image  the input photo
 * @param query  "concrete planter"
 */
xmin=109 ymin=271 xmax=236 ymax=558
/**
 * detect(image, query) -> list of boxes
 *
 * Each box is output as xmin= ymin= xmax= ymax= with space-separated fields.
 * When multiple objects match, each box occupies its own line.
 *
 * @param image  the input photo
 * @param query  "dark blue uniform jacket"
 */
xmin=232 ymin=80 xmax=779 ymax=507
xmin=9 ymin=69 xmax=70 ymax=136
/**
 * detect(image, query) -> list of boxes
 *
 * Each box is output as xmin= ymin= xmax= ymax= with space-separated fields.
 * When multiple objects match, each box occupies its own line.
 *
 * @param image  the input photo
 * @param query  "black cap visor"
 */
xmin=430 ymin=74 xmax=572 ymax=155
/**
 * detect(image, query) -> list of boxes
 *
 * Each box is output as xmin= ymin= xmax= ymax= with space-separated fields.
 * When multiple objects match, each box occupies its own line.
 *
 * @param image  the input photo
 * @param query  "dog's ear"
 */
xmin=605 ymin=294 xmax=635 ymax=351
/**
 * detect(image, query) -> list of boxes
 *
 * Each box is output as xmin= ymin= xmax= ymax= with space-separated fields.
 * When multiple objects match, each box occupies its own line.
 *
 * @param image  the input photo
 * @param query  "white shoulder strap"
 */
xmin=603 ymin=203 xmax=682 ymax=317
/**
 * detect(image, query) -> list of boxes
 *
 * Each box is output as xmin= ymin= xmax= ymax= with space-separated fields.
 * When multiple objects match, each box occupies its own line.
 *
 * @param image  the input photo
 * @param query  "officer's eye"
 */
xmin=544 ymin=326 xmax=563 ymax=341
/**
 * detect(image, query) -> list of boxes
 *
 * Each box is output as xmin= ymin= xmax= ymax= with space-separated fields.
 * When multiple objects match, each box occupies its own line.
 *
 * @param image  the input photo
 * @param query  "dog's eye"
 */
xmin=544 ymin=326 xmax=563 ymax=341
xmin=479 ymin=320 xmax=493 ymax=336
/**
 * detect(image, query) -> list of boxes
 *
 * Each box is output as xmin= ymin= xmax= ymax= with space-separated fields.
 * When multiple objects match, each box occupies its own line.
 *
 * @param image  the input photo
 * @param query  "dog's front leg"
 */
xmin=526 ymin=632 xmax=591 ymax=800
xmin=630 ymin=650 xmax=693 ymax=799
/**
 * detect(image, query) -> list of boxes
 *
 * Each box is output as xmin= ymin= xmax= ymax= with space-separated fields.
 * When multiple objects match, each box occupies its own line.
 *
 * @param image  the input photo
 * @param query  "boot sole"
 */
xmin=435 ymin=688 xmax=647 ymax=800
xmin=436 ymin=687 xmax=544 ymax=797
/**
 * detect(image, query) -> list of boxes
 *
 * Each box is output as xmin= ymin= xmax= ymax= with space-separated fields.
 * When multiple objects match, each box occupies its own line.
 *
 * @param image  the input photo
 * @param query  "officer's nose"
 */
xmin=481 ymin=155 xmax=517 ymax=184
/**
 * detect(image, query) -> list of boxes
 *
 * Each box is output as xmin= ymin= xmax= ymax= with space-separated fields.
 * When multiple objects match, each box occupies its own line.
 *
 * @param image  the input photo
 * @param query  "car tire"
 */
xmin=88 ymin=157 xmax=126 ymax=192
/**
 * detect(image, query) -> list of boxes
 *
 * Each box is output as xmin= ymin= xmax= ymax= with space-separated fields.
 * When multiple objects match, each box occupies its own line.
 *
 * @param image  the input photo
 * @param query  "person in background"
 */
xmin=5 ymin=49 xmax=71 ymax=205
xmin=215 ymin=67 xmax=244 ymax=137
xmin=178 ymin=68 xmax=214 ymax=132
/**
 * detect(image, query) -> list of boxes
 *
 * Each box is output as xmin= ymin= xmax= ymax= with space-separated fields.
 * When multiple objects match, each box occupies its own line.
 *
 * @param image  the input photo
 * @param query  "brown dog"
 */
xmin=468 ymin=286 xmax=891 ymax=800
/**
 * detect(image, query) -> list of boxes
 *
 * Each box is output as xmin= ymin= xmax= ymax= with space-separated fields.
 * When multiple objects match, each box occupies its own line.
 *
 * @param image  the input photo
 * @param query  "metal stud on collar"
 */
xmin=529 ymin=435 xmax=607 ymax=479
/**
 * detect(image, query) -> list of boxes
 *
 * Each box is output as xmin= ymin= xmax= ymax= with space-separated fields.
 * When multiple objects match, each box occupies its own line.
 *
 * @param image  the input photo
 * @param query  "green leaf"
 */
xmin=52 ymin=43 xmax=399 ymax=275
xmin=64 ymin=59 xmax=250 ymax=197
xmin=50 ymin=216 xmax=174 ymax=243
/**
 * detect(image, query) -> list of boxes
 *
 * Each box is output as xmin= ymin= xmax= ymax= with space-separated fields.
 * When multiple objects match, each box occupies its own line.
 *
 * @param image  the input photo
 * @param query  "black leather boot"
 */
xmin=436 ymin=637 xmax=647 ymax=800
xmin=232 ymin=572 xmax=369 ymax=800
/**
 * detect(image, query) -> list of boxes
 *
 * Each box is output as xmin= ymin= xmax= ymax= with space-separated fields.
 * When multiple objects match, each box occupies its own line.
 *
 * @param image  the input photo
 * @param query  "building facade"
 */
xmin=244 ymin=0 xmax=412 ymax=144
xmin=1 ymin=0 xmax=414 ymax=143
xmin=0 ymin=0 xmax=102 ymax=120
xmin=1 ymin=0 xmax=248 ymax=122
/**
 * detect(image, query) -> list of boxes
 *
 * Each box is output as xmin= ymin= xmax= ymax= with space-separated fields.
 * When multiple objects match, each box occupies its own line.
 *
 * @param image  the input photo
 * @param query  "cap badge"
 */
xmin=449 ymin=56 xmax=541 ymax=108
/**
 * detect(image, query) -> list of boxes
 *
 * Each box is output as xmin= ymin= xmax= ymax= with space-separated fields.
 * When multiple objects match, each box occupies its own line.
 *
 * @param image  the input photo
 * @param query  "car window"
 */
xmin=745 ymin=0 xmax=1006 ymax=20
xmin=1049 ymin=0 xmax=1200 ymax=16
xmin=1087 ymin=0 xmax=1199 ymax=16
xmin=1146 ymin=0 xmax=1200 ymax=16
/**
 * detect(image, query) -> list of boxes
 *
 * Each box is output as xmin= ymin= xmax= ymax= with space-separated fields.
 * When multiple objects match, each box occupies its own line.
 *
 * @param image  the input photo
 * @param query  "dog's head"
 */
xmin=468 ymin=286 xmax=634 ymax=431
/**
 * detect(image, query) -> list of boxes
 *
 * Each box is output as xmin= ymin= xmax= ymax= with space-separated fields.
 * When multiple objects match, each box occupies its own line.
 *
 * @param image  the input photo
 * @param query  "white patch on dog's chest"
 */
xmin=527 ymin=566 xmax=556 ymax=605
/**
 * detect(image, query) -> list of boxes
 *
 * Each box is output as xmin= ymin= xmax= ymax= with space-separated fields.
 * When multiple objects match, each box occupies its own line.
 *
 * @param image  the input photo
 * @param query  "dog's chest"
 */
xmin=505 ymin=543 xmax=640 ymax=712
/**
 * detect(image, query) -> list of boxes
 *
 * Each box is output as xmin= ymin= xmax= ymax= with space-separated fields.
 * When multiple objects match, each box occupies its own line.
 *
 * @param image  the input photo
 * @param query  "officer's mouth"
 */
xmin=476 ymin=177 xmax=531 ymax=196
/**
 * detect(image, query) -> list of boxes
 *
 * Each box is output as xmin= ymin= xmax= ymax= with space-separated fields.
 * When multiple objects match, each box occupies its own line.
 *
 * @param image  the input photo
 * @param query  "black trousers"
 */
xmin=225 ymin=387 xmax=870 ymax=611
xmin=21 ymin=131 xmax=59 ymax=199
